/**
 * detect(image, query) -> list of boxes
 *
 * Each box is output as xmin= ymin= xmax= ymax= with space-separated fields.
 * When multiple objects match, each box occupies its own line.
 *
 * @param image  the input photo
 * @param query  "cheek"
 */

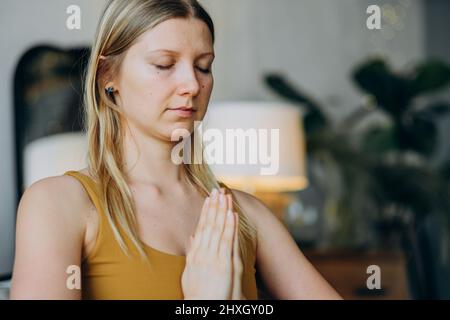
xmin=119 ymin=66 xmax=171 ymax=121
xmin=121 ymin=67 xmax=155 ymax=103
xmin=201 ymin=75 xmax=213 ymax=92
xmin=198 ymin=76 xmax=213 ymax=114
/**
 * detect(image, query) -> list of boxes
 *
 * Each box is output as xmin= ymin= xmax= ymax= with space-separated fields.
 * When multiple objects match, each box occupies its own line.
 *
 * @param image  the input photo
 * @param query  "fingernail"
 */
xmin=211 ymin=188 xmax=218 ymax=200
xmin=227 ymin=210 xmax=233 ymax=218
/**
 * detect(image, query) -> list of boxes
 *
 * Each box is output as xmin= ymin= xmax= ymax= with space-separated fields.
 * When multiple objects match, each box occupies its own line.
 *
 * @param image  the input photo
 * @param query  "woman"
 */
xmin=10 ymin=0 xmax=342 ymax=300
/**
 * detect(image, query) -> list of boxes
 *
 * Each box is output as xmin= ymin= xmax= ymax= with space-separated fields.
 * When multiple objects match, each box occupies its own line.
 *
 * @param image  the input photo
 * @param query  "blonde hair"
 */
xmin=83 ymin=0 xmax=257 ymax=268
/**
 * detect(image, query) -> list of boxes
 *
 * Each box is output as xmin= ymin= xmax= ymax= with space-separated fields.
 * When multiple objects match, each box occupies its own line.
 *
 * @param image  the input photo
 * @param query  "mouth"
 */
xmin=168 ymin=106 xmax=197 ymax=118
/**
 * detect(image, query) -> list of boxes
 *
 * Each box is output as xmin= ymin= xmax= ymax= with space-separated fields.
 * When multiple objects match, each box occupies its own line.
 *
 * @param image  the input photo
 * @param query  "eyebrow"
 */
xmin=147 ymin=49 xmax=215 ymax=58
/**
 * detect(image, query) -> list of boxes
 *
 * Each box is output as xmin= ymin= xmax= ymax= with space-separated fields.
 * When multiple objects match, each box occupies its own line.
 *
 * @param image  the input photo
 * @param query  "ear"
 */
xmin=105 ymin=81 xmax=115 ymax=90
xmin=98 ymin=55 xmax=120 ymax=93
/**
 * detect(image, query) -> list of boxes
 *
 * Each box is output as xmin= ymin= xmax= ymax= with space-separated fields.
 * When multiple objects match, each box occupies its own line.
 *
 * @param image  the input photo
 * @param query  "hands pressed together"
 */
xmin=181 ymin=187 xmax=246 ymax=300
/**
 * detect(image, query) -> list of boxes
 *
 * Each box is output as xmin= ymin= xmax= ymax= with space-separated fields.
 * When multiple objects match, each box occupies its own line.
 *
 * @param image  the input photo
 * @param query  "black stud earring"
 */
xmin=105 ymin=87 xmax=114 ymax=94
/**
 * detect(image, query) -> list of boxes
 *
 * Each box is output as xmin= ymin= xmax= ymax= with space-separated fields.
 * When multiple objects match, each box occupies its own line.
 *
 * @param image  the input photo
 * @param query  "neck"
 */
xmin=121 ymin=126 xmax=190 ymax=190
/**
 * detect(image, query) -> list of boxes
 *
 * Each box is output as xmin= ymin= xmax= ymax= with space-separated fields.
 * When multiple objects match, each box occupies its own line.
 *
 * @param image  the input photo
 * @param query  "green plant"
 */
xmin=264 ymin=58 xmax=450 ymax=298
xmin=265 ymin=59 xmax=450 ymax=243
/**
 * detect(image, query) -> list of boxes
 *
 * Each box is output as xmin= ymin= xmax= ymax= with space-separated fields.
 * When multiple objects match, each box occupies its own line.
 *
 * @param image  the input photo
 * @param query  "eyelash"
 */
xmin=154 ymin=64 xmax=211 ymax=74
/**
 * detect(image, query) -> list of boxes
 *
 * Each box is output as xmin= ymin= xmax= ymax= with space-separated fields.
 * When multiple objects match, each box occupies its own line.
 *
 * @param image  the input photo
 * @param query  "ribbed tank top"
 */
xmin=64 ymin=170 xmax=258 ymax=300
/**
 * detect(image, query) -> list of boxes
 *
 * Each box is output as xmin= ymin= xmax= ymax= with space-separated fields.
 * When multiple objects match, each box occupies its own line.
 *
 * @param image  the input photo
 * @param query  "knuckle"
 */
xmin=211 ymin=224 xmax=222 ymax=235
xmin=223 ymin=229 xmax=233 ymax=240
xmin=218 ymin=205 xmax=227 ymax=214
xmin=223 ymin=220 xmax=232 ymax=230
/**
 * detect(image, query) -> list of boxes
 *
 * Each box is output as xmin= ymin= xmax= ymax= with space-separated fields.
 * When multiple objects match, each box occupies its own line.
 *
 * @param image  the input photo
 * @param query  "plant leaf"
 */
xmin=410 ymin=60 xmax=450 ymax=97
xmin=264 ymin=73 xmax=328 ymax=133
xmin=352 ymin=59 xmax=410 ymax=117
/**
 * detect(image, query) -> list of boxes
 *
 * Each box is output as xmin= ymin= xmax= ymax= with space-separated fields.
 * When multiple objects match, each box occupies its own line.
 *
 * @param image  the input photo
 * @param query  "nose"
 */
xmin=177 ymin=64 xmax=201 ymax=97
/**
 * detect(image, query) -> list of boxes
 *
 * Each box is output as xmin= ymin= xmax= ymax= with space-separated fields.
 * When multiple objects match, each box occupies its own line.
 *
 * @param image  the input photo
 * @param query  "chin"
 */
xmin=166 ymin=122 xmax=195 ymax=141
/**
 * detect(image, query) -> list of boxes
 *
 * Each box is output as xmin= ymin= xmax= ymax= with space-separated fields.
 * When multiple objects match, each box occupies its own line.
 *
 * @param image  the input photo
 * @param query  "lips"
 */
xmin=168 ymin=106 xmax=197 ymax=118
xmin=170 ymin=106 xmax=197 ymax=111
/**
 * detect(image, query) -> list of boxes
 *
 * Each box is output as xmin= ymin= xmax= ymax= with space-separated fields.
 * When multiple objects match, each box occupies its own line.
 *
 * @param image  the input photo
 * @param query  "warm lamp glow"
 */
xmin=214 ymin=175 xmax=308 ymax=193
xmin=203 ymin=101 xmax=308 ymax=193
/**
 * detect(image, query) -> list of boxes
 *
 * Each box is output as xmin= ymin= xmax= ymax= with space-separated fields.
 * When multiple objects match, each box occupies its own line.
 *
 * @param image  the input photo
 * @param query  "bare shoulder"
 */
xmin=228 ymin=188 xmax=277 ymax=250
xmin=229 ymin=188 xmax=273 ymax=228
xmin=15 ymin=172 xmax=94 ymax=254
xmin=11 ymin=172 xmax=92 ymax=299
xmin=19 ymin=172 xmax=92 ymax=222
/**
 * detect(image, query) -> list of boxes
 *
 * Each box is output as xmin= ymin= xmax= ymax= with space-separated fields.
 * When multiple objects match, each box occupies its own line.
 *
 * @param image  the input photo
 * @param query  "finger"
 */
xmin=208 ymin=192 xmax=229 ymax=253
xmin=219 ymin=210 xmax=235 ymax=260
xmin=232 ymin=212 xmax=240 ymax=262
xmin=227 ymin=194 xmax=233 ymax=211
xmin=198 ymin=188 xmax=220 ymax=250
xmin=220 ymin=188 xmax=232 ymax=211
xmin=232 ymin=211 xmax=243 ymax=299
xmin=191 ymin=197 xmax=210 ymax=251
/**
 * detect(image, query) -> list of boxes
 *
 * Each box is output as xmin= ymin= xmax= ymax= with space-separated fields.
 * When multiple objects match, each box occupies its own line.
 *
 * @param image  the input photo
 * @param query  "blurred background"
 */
xmin=0 ymin=0 xmax=449 ymax=299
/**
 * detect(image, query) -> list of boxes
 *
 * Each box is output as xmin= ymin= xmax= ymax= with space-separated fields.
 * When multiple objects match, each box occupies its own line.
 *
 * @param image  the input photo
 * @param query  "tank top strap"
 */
xmin=64 ymin=170 xmax=104 ymax=214
xmin=64 ymin=170 xmax=141 ymax=261
xmin=64 ymin=170 xmax=118 ymax=261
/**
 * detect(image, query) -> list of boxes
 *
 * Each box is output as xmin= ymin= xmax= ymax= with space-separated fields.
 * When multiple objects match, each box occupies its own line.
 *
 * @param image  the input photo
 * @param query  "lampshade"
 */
xmin=23 ymin=132 xmax=87 ymax=189
xmin=202 ymin=101 xmax=308 ymax=193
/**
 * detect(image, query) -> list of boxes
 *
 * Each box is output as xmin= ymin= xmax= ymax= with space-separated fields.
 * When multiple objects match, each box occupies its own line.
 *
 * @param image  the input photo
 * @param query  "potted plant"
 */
xmin=264 ymin=58 xmax=450 ymax=298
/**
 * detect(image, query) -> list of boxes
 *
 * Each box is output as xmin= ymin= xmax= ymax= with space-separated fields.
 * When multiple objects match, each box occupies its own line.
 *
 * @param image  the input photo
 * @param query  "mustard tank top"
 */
xmin=64 ymin=170 xmax=258 ymax=300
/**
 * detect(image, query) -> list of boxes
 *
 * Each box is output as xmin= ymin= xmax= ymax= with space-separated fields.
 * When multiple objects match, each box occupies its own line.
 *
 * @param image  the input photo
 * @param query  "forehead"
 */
xmin=133 ymin=17 xmax=214 ymax=56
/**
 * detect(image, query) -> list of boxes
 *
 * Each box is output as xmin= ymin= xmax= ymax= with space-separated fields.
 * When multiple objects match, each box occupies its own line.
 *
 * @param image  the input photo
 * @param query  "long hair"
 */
xmin=83 ymin=0 xmax=257 ymax=268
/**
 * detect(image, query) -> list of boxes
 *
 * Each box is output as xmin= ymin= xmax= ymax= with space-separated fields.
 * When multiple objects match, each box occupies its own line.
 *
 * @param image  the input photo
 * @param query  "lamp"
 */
xmin=23 ymin=132 xmax=87 ymax=189
xmin=203 ymin=101 xmax=308 ymax=217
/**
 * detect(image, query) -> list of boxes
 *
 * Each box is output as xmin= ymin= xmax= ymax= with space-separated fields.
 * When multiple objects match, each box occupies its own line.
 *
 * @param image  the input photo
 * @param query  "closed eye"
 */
xmin=154 ymin=64 xmax=174 ymax=70
xmin=196 ymin=66 xmax=211 ymax=74
xmin=154 ymin=64 xmax=211 ymax=74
